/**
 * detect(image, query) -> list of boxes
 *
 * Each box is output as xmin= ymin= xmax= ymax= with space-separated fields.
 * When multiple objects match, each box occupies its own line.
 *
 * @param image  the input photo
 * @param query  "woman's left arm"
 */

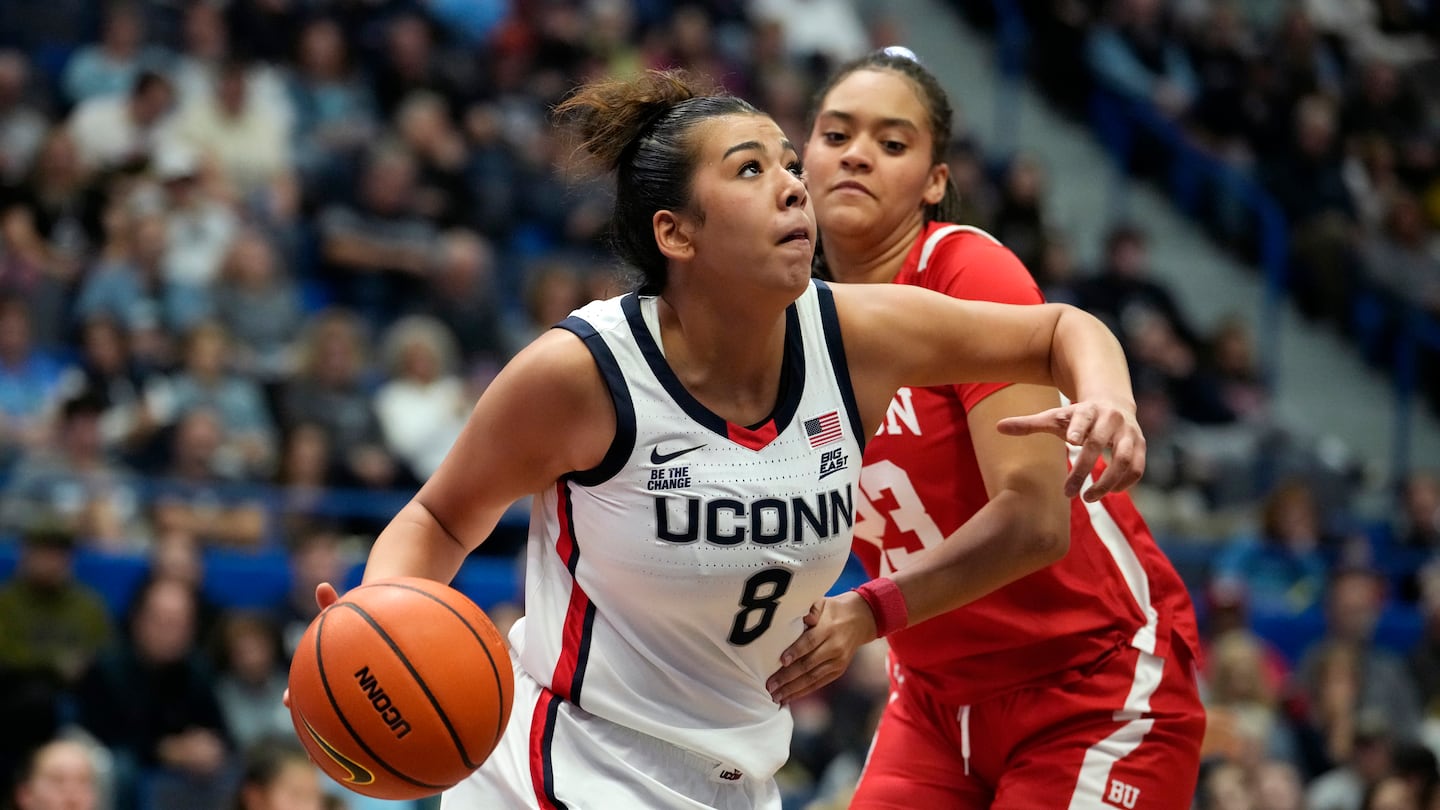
xmin=831 ymin=283 xmax=1145 ymax=502
xmin=763 ymin=285 xmax=1144 ymax=704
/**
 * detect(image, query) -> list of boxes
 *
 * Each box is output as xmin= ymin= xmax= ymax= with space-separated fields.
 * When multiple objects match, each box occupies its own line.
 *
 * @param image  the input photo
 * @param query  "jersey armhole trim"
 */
xmin=813 ymin=279 xmax=865 ymax=453
xmin=555 ymin=316 xmax=636 ymax=486
xmin=916 ymin=224 xmax=1002 ymax=274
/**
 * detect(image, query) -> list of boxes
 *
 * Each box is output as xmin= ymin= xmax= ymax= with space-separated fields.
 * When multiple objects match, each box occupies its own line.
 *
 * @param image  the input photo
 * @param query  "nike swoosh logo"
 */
xmin=650 ymin=443 xmax=707 ymax=464
xmin=300 ymin=715 xmax=375 ymax=785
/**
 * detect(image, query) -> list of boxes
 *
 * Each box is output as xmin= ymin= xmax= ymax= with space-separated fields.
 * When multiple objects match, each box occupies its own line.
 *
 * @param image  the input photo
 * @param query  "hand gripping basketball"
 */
xmin=286 ymin=578 xmax=515 ymax=800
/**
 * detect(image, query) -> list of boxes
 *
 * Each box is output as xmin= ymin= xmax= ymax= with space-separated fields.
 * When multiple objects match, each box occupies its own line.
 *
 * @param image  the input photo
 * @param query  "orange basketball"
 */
xmin=287 ymin=577 xmax=514 ymax=800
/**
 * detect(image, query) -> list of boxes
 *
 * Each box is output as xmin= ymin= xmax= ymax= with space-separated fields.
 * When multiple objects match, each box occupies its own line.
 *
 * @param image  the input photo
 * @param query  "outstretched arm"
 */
xmin=833 ymin=283 xmax=1143 ymax=500
xmin=767 ymin=285 xmax=1142 ymax=703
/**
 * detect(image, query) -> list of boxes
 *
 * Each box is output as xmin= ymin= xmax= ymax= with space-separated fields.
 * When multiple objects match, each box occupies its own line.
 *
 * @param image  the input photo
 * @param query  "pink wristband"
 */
xmin=853 ymin=578 xmax=909 ymax=637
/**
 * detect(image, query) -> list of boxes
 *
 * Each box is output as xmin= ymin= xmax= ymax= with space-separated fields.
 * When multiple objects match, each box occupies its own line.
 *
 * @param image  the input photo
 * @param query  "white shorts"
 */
xmin=441 ymin=656 xmax=781 ymax=810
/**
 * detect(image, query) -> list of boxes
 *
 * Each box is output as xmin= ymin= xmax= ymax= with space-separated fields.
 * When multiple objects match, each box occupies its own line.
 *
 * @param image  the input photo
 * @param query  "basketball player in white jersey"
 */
xmin=305 ymin=70 xmax=1149 ymax=809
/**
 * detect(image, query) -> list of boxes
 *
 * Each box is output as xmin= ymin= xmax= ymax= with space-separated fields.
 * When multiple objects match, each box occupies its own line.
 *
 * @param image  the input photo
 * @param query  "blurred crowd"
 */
xmin=992 ymin=0 xmax=1440 ymax=407
xmin=0 ymin=0 xmax=1437 ymax=808
xmin=954 ymin=1 xmax=1440 ymax=809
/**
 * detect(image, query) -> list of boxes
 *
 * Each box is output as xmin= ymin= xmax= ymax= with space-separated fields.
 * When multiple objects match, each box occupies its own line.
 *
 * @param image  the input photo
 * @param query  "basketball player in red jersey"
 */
xmin=766 ymin=50 xmax=1205 ymax=808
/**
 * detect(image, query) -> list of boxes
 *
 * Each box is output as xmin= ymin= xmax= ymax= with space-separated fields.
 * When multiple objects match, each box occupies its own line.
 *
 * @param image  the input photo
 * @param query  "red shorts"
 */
xmin=851 ymin=638 xmax=1205 ymax=810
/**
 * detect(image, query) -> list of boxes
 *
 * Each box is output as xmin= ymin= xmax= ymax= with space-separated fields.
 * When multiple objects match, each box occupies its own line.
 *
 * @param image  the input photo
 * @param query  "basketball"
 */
xmin=287 ymin=577 xmax=515 ymax=800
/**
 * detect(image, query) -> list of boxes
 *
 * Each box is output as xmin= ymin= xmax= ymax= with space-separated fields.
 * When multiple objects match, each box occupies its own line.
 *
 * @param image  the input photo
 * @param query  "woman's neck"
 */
xmin=820 ymin=219 xmax=923 ymax=286
xmin=657 ymin=287 xmax=790 ymax=426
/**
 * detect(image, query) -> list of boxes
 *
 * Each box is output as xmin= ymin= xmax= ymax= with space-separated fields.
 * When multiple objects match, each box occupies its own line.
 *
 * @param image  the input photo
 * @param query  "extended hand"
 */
xmin=765 ymin=593 xmax=877 ymax=705
xmin=996 ymin=399 xmax=1146 ymax=502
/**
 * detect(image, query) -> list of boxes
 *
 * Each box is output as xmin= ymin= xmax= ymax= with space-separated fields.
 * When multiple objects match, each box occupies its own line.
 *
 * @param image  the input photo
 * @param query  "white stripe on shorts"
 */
xmin=1065 ymin=650 xmax=1164 ymax=809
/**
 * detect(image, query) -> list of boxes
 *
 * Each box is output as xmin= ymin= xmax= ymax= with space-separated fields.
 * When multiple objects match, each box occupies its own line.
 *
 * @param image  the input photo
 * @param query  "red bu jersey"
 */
xmin=851 ymin=222 xmax=1200 ymax=705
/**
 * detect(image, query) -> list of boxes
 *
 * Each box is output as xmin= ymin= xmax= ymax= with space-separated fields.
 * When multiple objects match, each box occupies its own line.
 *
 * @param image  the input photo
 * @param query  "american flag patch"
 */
xmin=804 ymin=411 xmax=843 ymax=448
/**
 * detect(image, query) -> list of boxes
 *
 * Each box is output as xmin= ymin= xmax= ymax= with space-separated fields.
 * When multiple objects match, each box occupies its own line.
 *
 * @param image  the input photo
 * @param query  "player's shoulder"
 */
xmin=504 ymin=325 xmax=607 ymax=399
xmin=909 ymin=223 xmax=1039 ymax=302
xmin=917 ymin=224 xmax=1022 ymax=276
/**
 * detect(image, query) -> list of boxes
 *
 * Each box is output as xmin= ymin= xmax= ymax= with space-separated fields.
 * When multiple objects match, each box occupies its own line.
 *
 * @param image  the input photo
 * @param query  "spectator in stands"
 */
xmin=149 ymin=527 xmax=221 ymax=641
xmin=211 ymin=612 xmax=289 ymax=754
xmin=1202 ymin=628 xmax=1302 ymax=767
xmin=168 ymin=2 xmax=292 ymax=135
xmin=0 ymin=527 xmax=112 ymax=686
xmin=229 ymin=741 xmax=324 ymax=810
xmin=0 ymin=51 xmax=48 ymax=185
xmin=413 ymin=228 xmax=508 ymax=373
xmin=370 ymin=12 xmax=468 ymax=122
xmin=1399 ymin=472 xmax=1440 ymax=551
xmin=210 ymin=229 xmax=302 ymax=383
xmin=990 ymin=153 xmax=1049 ymax=272
xmin=66 ymin=70 xmax=174 ymax=173
xmin=1299 ymin=569 xmax=1423 ymax=773
xmin=0 ymin=295 xmax=66 ymax=465
xmin=60 ymin=2 xmax=167 ymax=105
xmin=280 ymin=308 xmax=400 ymax=491
xmin=1086 ymin=0 xmax=1198 ymax=118
xmin=651 ymin=6 xmax=749 ymax=96
xmin=151 ymin=141 xmax=238 ymax=305
xmin=1341 ymin=59 xmax=1428 ymax=152
xmin=75 ymin=206 xmax=208 ymax=338
xmin=508 ymin=259 xmax=589 ymax=352
xmin=395 ymin=90 xmax=475 ymax=229
xmin=75 ymin=575 xmax=233 ymax=810
xmin=1304 ymin=670 xmax=1396 ymax=806
xmin=1360 ymin=772 xmax=1423 ymax=810
xmin=283 ymin=16 xmax=377 ymax=202
xmin=374 ymin=315 xmax=468 ymax=481
xmin=3 ymin=128 xmax=99 ymax=287
xmin=1206 ymin=314 xmax=1271 ymax=425
xmin=1214 ymin=479 xmax=1333 ymax=616
xmin=1360 ymin=192 xmax=1440 ymax=317
xmin=56 ymin=315 xmax=163 ymax=456
xmin=1304 ymin=0 xmax=1436 ymax=68
xmin=1183 ymin=2 xmax=1258 ymax=158
xmin=513 ymin=123 xmax=613 ymax=253
xmin=316 ymin=146 xmax=435 ymax=329
xmin=1077 ymin=222 xmax=1201 ymax=350
xmin=1127 ymin=306 xmax=1238 ymax=425
xmin=1195 ymin=758 xmax=1255 ymax=809
xmin=173 ymin=56 xmax=293 ymax=206
xmin=150 ymin=407 xmax=268 ymax=548
xmin=275 ymin=526 xmax=347 ymax=658
xmin=942 ymin=138 xmax=996 ymax=232
xmin=272 ymin=422 xmax=333 ymax=536
xmin=0 ymin=392 xmax=145 ymax=547
xmin=1254 ymin=759 xmax=1306 ymax=810
xmin=747 ymin=0 xmax=871 ymax=73
xmin=0 ymin=205 xmax=71 ymax=352
xmin=9 ymin=737 xmax=101 ymax=810
xmin=1392 ymin=743 xmax=1440 ymax=810
xmin=1263 ymin=94 xmax=1356 ymax=325
xmin=1344 ymin=134 xmax=1405 ymax=234
xmin=1263 ymin=8 xmax=1344 ymax=131
xmin=1409 ymin=563 xmax=1440 ymax=727
xmin=158 ymin=321 xmax=276 ymax=479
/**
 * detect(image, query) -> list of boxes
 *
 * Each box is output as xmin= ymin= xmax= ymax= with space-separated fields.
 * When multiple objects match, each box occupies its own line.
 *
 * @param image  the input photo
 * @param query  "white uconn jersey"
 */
xmin=516 ymin=280 xmax=863 ymax=781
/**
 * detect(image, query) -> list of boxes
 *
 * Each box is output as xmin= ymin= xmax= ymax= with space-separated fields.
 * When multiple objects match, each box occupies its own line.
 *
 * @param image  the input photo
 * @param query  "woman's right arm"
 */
xmin=360 ymin=328 xmax=616 ymax=585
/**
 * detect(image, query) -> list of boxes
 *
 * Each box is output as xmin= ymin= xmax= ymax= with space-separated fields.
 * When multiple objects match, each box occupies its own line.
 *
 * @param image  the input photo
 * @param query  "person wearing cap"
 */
xmin=0 ymin=527 xmax=113 ymax=685
xmin=0 ymin=527 xmax=113 ymax=794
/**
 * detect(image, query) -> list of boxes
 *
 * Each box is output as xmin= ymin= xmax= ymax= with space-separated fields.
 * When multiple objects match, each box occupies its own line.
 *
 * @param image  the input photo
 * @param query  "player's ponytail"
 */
xmin=555 ymin=70 xmax=759 ymax=294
